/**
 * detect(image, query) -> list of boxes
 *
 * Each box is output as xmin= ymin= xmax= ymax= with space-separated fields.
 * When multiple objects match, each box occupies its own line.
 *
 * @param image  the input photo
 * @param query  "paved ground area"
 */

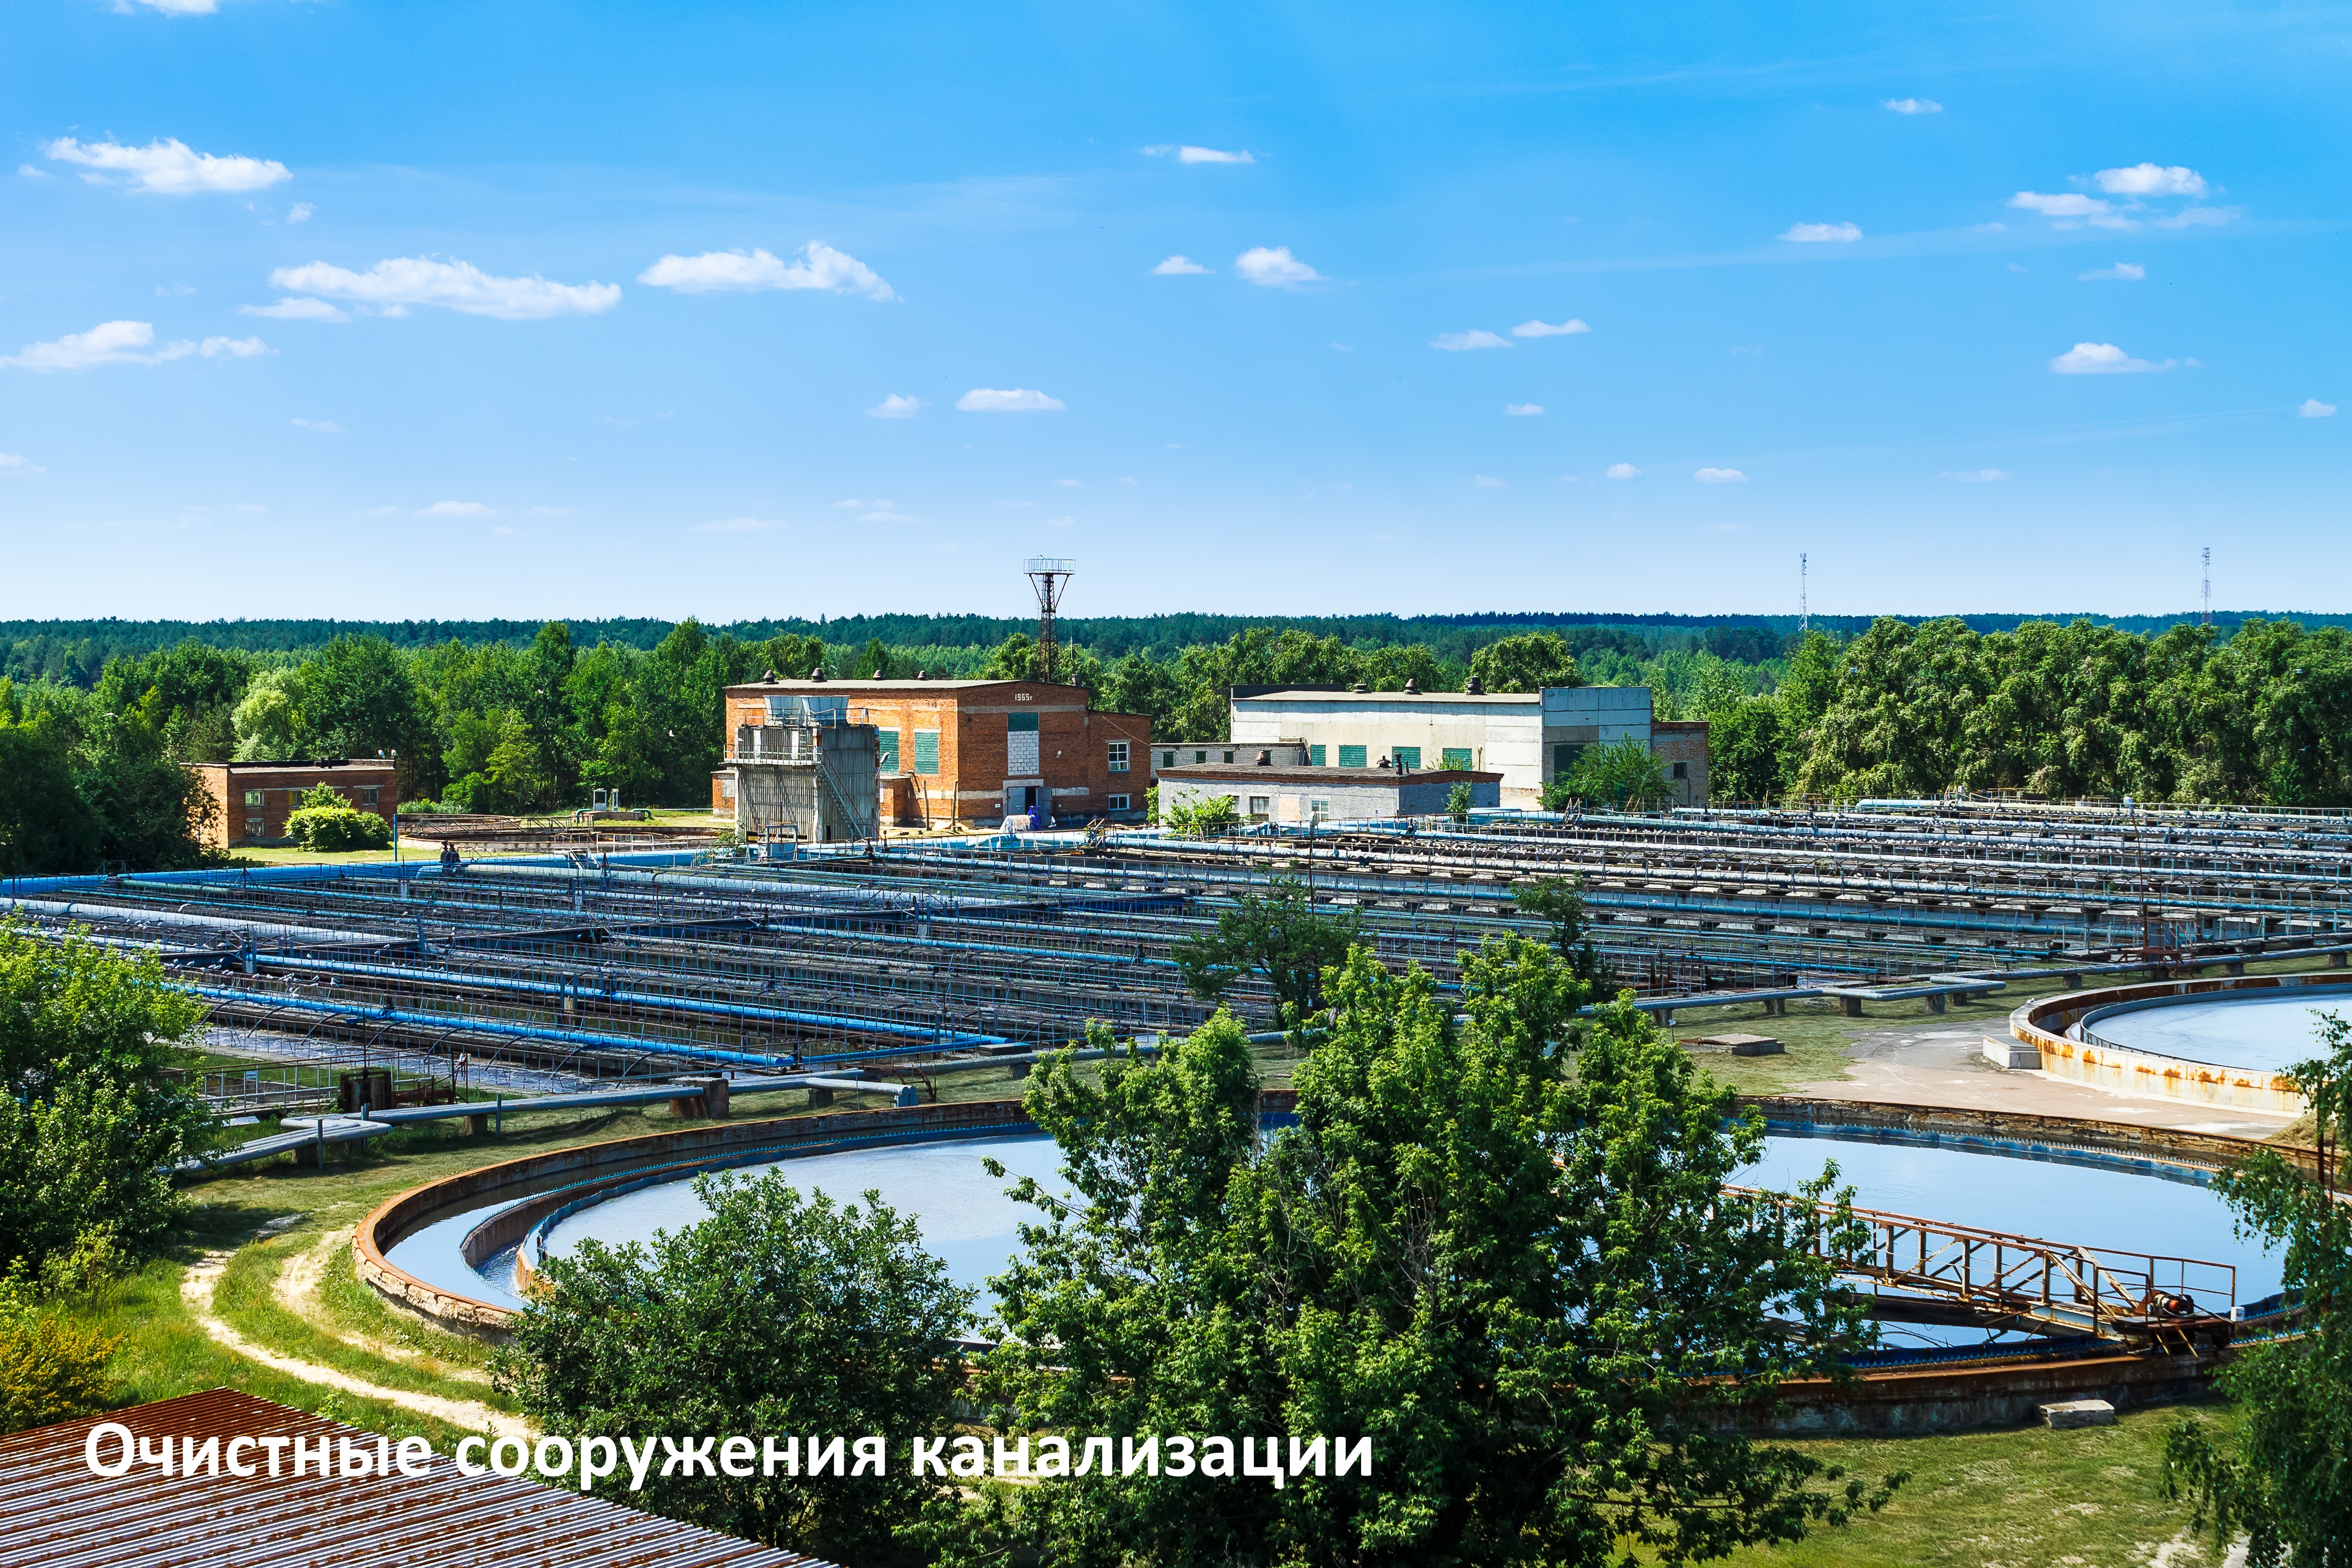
xmin=1788 ymin=1019 xmax=2299 ymax=1139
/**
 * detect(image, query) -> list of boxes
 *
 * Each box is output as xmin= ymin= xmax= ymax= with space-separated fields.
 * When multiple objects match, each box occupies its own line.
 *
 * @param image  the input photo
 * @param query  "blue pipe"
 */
xmin=207 ymin=953 xmax=1010 ymax=1048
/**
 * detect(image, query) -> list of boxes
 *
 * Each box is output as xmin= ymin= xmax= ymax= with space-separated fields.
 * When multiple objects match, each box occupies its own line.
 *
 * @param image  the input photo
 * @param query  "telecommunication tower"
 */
xmin=1799 ymin=553 xmax=1808 ymax=634
xmin=2201 ymin=547 xmax=2211 ymax=626
xmin=1025 ymin=557 xmax=1075 ymax=683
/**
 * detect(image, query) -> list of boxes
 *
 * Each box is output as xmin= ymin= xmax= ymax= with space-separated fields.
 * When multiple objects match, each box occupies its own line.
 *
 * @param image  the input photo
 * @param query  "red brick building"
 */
xmin=1651 ymin=720 xmax=1711 ymax=806
xmin=719 ymin=678 xmax=1152 ymax=826
xmin=186 ymin=759 xmax=400 ymax=849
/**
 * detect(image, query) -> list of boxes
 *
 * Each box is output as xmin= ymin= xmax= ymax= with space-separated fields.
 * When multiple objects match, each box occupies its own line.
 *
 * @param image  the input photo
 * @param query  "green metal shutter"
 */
xmin=1441 ymin=748 xmax=1473 ymax=771
xmin=913 ymin=731 xmax=940 ymax=775
xmin=1309 ymin=744 xmax=1326 ymax=766
xmin=1338 ymin=744 xmax=1367 ymax=768
xmin=1394 ymin=746 xmax=1422 ymax=769
xmin=877 ymin=729 xmax=900 ymax=771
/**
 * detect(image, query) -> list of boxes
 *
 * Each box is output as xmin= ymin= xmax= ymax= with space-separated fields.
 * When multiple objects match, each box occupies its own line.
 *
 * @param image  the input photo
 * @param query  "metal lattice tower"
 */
xmin=1025 ymin=556 xmax=1075 ymax=682
xmin=2201 ymin=546 xmax=2211 ymax=626
xmin=1799 ymin=553 xmax=1808 ymax=634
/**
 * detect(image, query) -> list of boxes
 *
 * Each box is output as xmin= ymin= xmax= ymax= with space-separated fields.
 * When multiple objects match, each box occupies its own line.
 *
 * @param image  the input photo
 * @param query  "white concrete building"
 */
xmin=1226 ymin=685 xmax=1655 ymax=806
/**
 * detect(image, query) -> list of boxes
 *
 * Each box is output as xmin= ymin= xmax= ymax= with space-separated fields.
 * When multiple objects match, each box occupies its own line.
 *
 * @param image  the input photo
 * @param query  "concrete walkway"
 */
xmin=1790 ymin=1020 xmax=2301 ymax=1140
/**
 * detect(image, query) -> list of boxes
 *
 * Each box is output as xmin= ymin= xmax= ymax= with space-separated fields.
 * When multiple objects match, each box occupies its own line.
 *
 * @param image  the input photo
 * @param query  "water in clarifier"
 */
xmin=391 ymin=1131 xmax=2282 ymax=1346
xmin=2091 ymin=991 xmax=2352 ymax=1073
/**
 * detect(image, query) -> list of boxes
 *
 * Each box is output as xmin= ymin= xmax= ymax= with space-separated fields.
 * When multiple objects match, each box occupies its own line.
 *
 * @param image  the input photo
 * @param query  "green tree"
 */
xmin=978 ymin=630 xmax=1103 ymax=691
xmin=230 ymin=667 xmax=302 ymax=760
xmin=582 ymin=694 xmax=662 ymax=805
xmin=2163 ymin=1012 xmax=2352 ymax=1567
xmin=1707 ymin=696 xmax=1790 ymax=803
xmin=1564 ymin=735 xmax=1673 ymax=809
xmin=0 ymin=715 xmax=100 ymax=876
xmin=1467 ymin=631 xmax=1582 ymax=692
xmin=965 ymin=939 xmax=1897 ymax=1567
xmin=1445 ymin=781 xmax=1472 ymax=823
xmin=1512 ymin=875 xmax=1614 ymax=991
xmin=1098 ymin=651 xmax=1184 ymax=730
xmin=496 ymin=1168 xmax=973 ymax=1566
xmin=0 ymin=919 xmax=208 ymax=1270
xmin=1170 ymin=875 xmax=1363 ymax=1026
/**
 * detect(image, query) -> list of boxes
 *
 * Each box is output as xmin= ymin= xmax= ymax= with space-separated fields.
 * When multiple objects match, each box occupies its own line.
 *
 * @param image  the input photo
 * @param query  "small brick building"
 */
xmin=719 ymin=678 xmax=1153 ymax=827
xmin=1650 ymin=720 xmax=1711 ymax=807
xmin=186 ymin=759 xmax=399 ymax=849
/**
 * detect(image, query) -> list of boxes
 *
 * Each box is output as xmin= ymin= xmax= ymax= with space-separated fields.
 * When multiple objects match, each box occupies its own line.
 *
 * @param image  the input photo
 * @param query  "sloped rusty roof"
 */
xmin=0 ymin=1388 xmax=838 ymax=1568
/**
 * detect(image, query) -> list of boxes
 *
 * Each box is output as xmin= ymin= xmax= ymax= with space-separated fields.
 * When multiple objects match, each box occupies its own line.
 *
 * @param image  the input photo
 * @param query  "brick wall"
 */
xmin=187 ymin=763 xmax=400 ymax=849
xmin=1650 ymin=720 xmax=1711 ymax=806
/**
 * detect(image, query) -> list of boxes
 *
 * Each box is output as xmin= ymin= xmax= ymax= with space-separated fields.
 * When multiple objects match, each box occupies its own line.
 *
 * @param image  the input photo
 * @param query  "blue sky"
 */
xmin=1 ymin=1 xmax=2346 ymax=625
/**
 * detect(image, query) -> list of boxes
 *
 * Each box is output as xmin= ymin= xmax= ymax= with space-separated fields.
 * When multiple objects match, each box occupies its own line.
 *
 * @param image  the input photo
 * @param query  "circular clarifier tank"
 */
xmin=2080 ymin=986 xmax=2352 ymax=1074
xmin=385 ymin=1126 xmax=2284 ymax=1343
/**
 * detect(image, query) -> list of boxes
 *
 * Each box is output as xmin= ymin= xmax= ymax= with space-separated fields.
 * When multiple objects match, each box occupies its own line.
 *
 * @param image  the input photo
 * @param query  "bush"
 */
xmin=0 ymin=1292 xmax=116 ymax=1435
xmin=284 ymin=804 xmax=393 ymax=852
xmin=1165 ymin=794 xmax=1240 ymax=837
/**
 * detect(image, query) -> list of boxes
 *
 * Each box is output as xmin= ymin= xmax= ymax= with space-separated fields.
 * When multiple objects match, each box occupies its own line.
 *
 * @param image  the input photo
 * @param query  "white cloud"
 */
xmin=0 ymin=453 xmax=42 ymax=477
xmin=1234 ymin=246 xmax=1323 ymax=288
xmin=1151 ymin=255 xmax=1210 ymax=275
xmin=833 ymin=499 xmax=865 ymax=509
xmin=1605 ymin=463 xmax=1639 ymax=480
xmin=956 ymin=387 xmax=1065 ymax=412
xmin=1694 ymin=467 xmax=1749 ymax=484
xmin=2095 ymin=163 xmax=2208 ymax=197
xmin=290 ymin=418 xmax=344 ymax=432
xmin=864 ymin=393 xmax=922 ymax=418
xmin=2009 ymin=191 xmax=2110 ymax=218
xmin=1043 ymin=514 xmax=1076 ymax=528
xmin=1431 ymin=329 xmax=1510 ymax=351
xmin=860 ymin=507 xmax=919 ymax=523
xmin=1472 ymin=475 xmax=1506 ymax=488
xmin=1511 ymin=318 xmax=1589 ymax=337
xmin=43 ymin=136 xmax=288 ymax=195
xmin=241 ymin=296 xmax=349 ymax=322
xmin=1883 ymin=98 xmax=1942 ymax=114
xmin=155 ymin=282 xmax=195 ymax=297
xmin=286 ymin=202 xmax=313 ymax=223
xmin=1052 ymin=477 xmax=1083 ymax=487
xmin=266 ymin=257 xmax=622 ymax=319
xmin=2300 ymin=399 xmax=2337 ymax=419
xmin=2007 ymin=262 xmax=2029 ymax=273
xmin=693 ymin=516 xmax=779 ymax=533
xmin=131 ymin=0 xmax=218 ymax=12
xmin=350 ymin=505 xmax=402 ymax=518
xmin=1940 ymin=468 xmax=2009 ymax=481
xmin=418 ymin=500 xmax=495 ymax=517
xmin=2156 ymin=206 xmax=2237 ymax=228
xmin=1504 ymin=403 xmax=1544 ymax=416
xmin=1143 ymin=144 xmax=1255 ymax=164
xmin=2080 ymin=262 xmax=2145 ymax=281
xmin=635 ymin=242 xmax=896 ymax=301
xmin=1780 ymin=221 xmax=1863 ymax=244
xmin=18 ymin=164 xmax=48 ymax=179
xmin=2050 ymin=341 xmax=2175 ymax=375
xmin=1 ymin=319 xmax=267 ymax=371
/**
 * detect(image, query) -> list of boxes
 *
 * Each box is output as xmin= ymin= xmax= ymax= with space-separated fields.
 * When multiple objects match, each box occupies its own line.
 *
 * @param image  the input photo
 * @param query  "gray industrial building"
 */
xmin=1156 ymin=761 xmax=1501 ymax=825
xmin=716 ymin=712 xmax=882 ymax=843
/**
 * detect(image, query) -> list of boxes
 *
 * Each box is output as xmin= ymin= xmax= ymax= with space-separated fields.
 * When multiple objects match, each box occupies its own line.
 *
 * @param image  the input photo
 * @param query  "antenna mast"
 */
xmin=1799 ymin=553 xmax=1808 ymax=634
xmin=2201 ymin=546 xmax=2211 ymax=626
xmin=1024 ymin=556 xmax=1075 ymax=682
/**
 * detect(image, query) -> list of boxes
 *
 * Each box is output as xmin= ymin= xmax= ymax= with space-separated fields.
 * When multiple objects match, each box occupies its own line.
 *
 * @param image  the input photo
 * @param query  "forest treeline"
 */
xmin=6 ymin=607 xmax=2333 ymax=687
xmin=2 ymin=614 xmax=2348 ymax=877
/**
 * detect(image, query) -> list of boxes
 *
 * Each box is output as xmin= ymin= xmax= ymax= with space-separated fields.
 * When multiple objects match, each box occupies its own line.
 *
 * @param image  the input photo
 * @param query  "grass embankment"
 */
xmin=1720 ymin=1401 xmax=2239 ymax=1567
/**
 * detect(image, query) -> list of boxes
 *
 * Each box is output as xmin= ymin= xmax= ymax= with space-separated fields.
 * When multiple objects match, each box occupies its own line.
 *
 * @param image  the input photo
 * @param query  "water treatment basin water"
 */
xmin=2088 ymin=989 xmax=2352 ymax=1073
xmin=385 ymin=1129 xmax=2284 ymax=1338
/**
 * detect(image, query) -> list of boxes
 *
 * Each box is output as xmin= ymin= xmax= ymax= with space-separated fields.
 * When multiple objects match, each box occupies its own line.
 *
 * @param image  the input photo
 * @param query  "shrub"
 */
xmin=0 ymin=1264 xmax=119 ymax=1435
xmin=1165 ymin=794 xmax=1240 ymax=837
xmin=284 ymin=804 xmax=393 ymax=852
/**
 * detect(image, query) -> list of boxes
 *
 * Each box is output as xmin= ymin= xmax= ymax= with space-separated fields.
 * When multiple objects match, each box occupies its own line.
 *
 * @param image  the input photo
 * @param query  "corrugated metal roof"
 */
xmin=0 ymin=1389 xmax=839 ymax=1568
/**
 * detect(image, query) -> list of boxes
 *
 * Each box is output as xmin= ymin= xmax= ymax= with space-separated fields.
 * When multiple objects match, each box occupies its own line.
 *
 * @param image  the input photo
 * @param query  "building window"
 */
xmin=913 ymin=730 xmax=941 ymax=774
xmin=1308 ymin=744 xmax=1326 ymax=766
xmin=720 ymin=777 xmax=736 ymax=800
xmin=1108 ymin=793 xmax=1130 ymax=811
xmin=1554 ymin=743 xmax=1574 ymax=777
xmin=1107 ymin=740 xmax=1130 ymax=773
xmin=876 ymin=728 xmax=900 ymax=771
xmin=1160 ymin=749 xmax=1176 ymax=767
xmin=1338 ymin=744 xmax=1367 ymax=768
xmin=1671 ymin=760 xmax=1689 ymax=780
xmin=1247 ymin=795 xmax=1270 ymax=819
xmin=1221 ymin=749 xmax=1236 ymax=763
xmin=1440 ymin=748 xmax=1473 ymax=771
xmin=1393 ymin=746 xmax=1422 ymax=770
xmin=242 ymin=789 xmax=263 ymax=808
xmin=244 ymin=817 xmax=264 ymax=837
xmin=1309 ymin=798 xmax=1330 ymax=820
xmin=1007 ymin=711 xmax=1041 ymax=773
xmin=1192 ymin=749 xmax=1208 ymax=763
xmin=361 ymin=787 xmax=380 ymax=805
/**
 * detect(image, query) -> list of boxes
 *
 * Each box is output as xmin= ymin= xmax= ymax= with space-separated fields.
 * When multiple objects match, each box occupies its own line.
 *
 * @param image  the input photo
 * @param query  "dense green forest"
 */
xmin=3 ymin=612 xmax=2349 ymax=877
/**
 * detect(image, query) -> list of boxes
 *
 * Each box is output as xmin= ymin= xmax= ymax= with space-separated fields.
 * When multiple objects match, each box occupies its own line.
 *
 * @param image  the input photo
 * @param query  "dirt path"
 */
xmin=271 ymin=1226 xmax=493 ymax=1385
xmin=181 ymin=1247 xmax=528 ymax=1440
